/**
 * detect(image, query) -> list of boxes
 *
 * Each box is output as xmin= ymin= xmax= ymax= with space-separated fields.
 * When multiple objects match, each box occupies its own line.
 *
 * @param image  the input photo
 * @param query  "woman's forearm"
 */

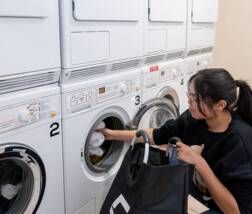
xmin=110 ymin=129 xmax=136 ymax=141
xmin=109 ymin=128 xmax=155 ymax=144
xmin=195 ymin=157 xmax=240 ymax=214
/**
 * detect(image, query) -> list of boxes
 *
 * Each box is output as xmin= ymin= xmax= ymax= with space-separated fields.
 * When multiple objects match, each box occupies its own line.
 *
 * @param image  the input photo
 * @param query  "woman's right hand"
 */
xmin=96 ymin=128 xmax=115 ymax=141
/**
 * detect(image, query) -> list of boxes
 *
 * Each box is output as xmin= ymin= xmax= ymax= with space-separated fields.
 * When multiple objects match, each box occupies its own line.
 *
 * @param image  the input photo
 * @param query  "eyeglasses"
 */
xmin=186 ymin=91 xmax=198 ymax=102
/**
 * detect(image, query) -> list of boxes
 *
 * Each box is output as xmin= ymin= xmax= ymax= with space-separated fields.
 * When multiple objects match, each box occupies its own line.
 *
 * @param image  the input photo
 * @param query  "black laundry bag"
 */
xmin=100 ymin=131 xmax=193 ymax=214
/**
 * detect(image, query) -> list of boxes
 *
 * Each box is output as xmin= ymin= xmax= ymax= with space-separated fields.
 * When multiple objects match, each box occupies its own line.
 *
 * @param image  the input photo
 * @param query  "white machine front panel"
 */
xmin=189 ymin=26 xmax=215 ymax=49
xmin=149 ymin=0 xmax=187 ymax=22
xmin=0 ymin=0 xmax=60 ymax=76
xmin=166 ymin=26 xmax=187 ymax=52
xmin=192 ymin=0 xmax=218 ymax=23
xmin=0 ymin=95 xmax=60 ymax=134
xmin=146 ymin=29 xmax=166 ymax=53
xmin=71 ymin=31 xmax=110 ymax=65
xmin=73 ymin=0 xmax=140 ymax=21
xmin=70 ymin=27 xmax=142 ymax=66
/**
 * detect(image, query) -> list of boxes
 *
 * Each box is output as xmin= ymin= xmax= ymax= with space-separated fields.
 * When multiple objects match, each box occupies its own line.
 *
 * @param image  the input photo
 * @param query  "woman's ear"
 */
xmin=214 ymin=100 xmax=227 ymax=111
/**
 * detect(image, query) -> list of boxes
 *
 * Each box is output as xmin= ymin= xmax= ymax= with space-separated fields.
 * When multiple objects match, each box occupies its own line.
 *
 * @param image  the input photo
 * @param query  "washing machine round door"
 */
xmin=0 ymin=144 xmax=45 ymax=214
xmin=133 ymin=98 xmax=179 ymax=129
xmin=84 ymin=112 xmax=127 ymax=173
xmin=157 ymin=86 xmax=180 ymax=111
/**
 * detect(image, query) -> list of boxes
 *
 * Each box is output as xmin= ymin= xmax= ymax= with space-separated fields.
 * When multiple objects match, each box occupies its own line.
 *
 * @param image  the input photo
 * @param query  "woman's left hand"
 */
xmin=176 ymin=141 xmax=202 ymax=165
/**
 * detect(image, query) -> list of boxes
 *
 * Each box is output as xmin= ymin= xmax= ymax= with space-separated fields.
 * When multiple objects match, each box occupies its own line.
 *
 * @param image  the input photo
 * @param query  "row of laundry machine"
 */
xmin=0 ymin=0 xmax=217 ymax=213
xmin=0 ymin=53 xmax=212 ymax=214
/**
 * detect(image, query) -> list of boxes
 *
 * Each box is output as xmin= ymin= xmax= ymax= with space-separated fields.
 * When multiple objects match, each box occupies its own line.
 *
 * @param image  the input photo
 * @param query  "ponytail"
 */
xmin=235 ymin=80 xmax=252 ymax=126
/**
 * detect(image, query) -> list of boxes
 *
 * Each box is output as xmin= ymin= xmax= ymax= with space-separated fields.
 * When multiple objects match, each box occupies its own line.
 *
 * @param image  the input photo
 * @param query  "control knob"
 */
xmin=18 ymin=109 xmax=32 ymax=123
xmin=119 ymin=83 xmax=128 ymax=95
xmin=202 ymin=60 xmax=209 ymax=68
xmin=171 ymin=68 xmax=178 ymax=79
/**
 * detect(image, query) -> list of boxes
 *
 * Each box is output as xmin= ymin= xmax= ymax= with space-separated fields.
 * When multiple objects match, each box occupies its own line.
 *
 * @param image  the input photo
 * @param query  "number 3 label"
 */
xmin=135 ymin=95 xmax=141 ymax=106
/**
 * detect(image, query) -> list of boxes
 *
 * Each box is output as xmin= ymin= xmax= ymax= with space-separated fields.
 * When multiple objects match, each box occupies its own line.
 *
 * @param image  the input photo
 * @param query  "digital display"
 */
xmin=99 ymin=87 xmax=106 ymax=94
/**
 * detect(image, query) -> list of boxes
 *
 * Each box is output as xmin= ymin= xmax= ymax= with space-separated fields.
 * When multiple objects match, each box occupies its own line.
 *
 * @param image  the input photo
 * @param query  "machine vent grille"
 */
xmin=144 ymin=54 xmax=165 ymax=64
xmin=69 ymin=65 xmax=106 ymax=80
xmin=201 ymin=46 xmax=213 ymax=54
xmin=111 ymin=59 xmax=140 ymax=71
xmin=187 ymin=48 xmax=202 ymax=56
xmin=166 ymin=51 xmax=184 ymax=60
xmin=0 ymin=72 xmax=57 ymax=94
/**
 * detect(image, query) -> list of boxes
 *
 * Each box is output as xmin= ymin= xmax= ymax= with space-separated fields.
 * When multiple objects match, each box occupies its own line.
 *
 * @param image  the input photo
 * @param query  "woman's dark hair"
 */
xmin=188 ymin=68 xmax=252 ymax=125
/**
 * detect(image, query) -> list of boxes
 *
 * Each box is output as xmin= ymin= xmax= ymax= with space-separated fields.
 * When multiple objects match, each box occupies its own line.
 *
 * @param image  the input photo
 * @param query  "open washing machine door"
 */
xmin=0 ymin=144 xmax=45 ymax=214
xmin=83 ymin=112 xmax=128 ymax=174
xmin=157 ymin=86 xmax=181 ymax=112
xmin=133 ymin=98 xmax=179 ymax=129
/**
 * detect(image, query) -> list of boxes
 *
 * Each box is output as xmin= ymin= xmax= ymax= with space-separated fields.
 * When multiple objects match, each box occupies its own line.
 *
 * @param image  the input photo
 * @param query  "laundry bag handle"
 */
xmin=135 ymin=130 xmax=150 ymax=164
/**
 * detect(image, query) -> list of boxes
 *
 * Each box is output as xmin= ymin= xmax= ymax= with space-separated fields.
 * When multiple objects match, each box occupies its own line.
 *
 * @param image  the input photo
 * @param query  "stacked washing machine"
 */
xmin=0 ymin=0 xmax=65 ymax=213
xmin=58 ymin=0 xmax=192 ymax=213
xmin=61 ymin=69 xmax=142 ymax=213
xmin=58 ymin=0 xmax=219 ymax=214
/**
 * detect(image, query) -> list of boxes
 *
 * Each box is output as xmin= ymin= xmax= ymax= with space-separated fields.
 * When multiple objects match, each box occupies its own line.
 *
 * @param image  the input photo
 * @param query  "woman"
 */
xmin=99 ymin=68 xmax=252 ymax=213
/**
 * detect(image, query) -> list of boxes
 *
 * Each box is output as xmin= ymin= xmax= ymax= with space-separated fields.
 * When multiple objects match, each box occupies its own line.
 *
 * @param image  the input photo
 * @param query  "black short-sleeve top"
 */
xmin=153 ymin=110 xmax=252 ymax=213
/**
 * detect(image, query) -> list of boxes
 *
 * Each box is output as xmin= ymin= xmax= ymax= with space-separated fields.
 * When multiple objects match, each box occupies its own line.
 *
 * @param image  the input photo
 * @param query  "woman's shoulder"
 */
xmin=214 ymin=115 xmax=252 ymax=180
xmin=231 ymin=114 xmax=252 ymax=139
xmin=230 ymin=114 xmax=252 ymax=160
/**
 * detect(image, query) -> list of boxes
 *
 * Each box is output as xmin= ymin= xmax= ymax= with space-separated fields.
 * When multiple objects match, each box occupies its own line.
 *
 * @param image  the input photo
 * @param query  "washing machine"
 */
xmin=61 ymin=69 xmax=142 ymax=214
xmin=0 ymin=0 xmax=61 ymax=94
xmin=133 ymin=59 xmax=186 ymax=130
xmin=186 ymin=0 xmax=218 ymax=56
xmin=0 ymin=85 xmax=64 ymax=213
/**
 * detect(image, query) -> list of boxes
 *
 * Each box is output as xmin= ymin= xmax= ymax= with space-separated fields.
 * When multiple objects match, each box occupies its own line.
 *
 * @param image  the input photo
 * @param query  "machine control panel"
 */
xmin=18 ymin=102 xmax=40 ymax=123
xmin=0 ymin=96 xmax=60 ymax=134
xmin=97 ymin=80 xmax=131 ymax=103
xmin=67 ymin=88 xmax=95 ymax=109
xmin=160 ymin=66 xmax=182 ymax=83
xmin=201 ymin=59 xmax=210 ymax=68
xmin=131 ymin=78 xmax=141 ymax=93
xmin=185 ymin=56 xmax=212 ymax=76
xmin=65 ymin=77 xmax=141 ymax=113
xmin=143 ymin=65 xmax=159 ymax=89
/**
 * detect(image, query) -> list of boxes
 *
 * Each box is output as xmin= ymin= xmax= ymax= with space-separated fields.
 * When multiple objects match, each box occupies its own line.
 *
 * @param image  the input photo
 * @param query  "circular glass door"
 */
xmin=84 ymin=113 xmax=125 ymax=173
xmin=0 ymin=144 xmax=45 ymax=214
xmin=133 ymin=98 xmax=179 ymax=129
